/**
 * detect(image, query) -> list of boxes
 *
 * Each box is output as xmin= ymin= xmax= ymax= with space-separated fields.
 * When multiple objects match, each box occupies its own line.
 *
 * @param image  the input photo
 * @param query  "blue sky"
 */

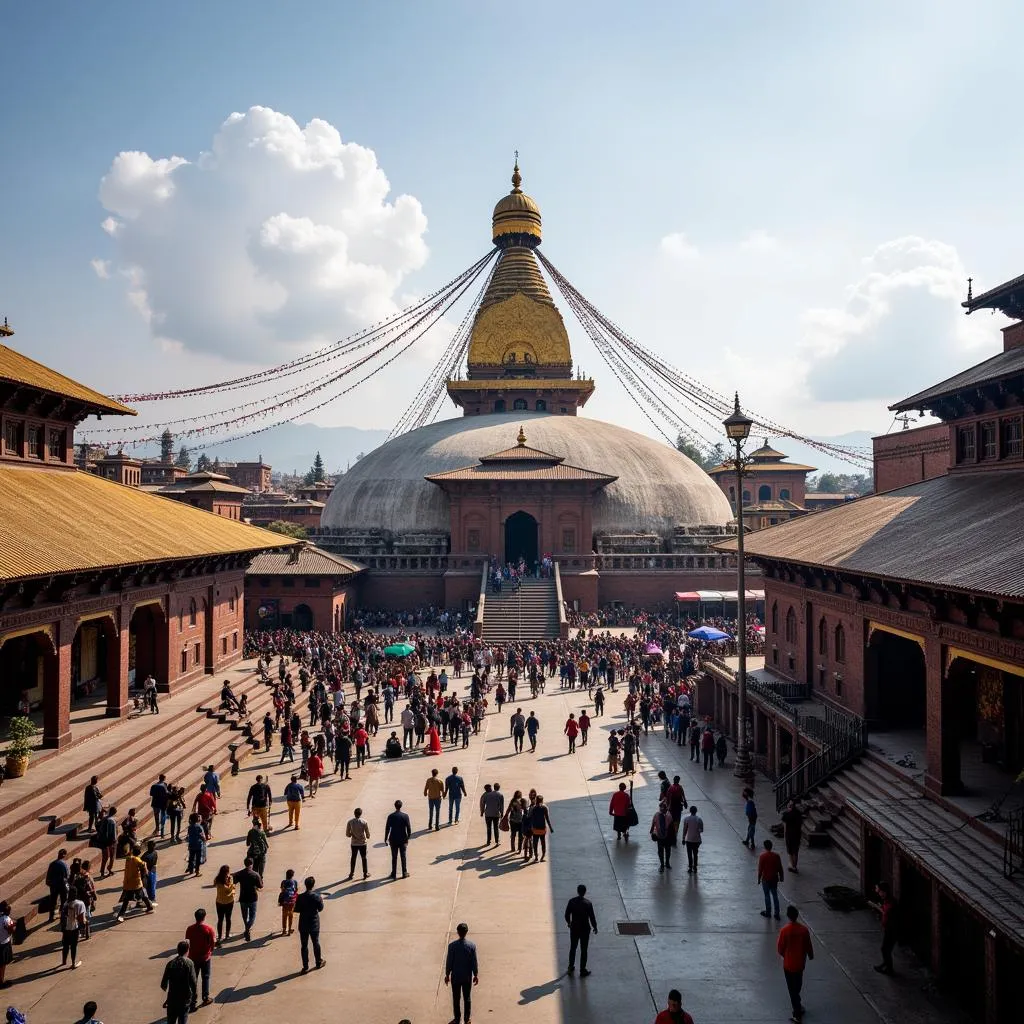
xmin=2 ymin=1 xmax=1022 ymax=454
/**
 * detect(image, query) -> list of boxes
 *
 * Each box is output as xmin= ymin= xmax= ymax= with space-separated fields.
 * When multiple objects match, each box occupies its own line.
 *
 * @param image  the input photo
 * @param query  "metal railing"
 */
xmin=473 ymin=563 xmax=487 ymax=639
xmin=1005 ymin=806 xmax=1024 ymax=879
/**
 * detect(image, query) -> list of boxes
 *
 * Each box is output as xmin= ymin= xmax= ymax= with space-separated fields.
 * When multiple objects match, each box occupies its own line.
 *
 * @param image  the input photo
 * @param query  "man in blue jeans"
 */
xmin=149 ymin=774 xmax=169 ymax=839
xmin=757 ymin=839 xmax=784 ymax=920
xmin=232 ymin=858 xmax=263 ymax=941
xmin=424 ymin=768 xmax=445 ymax=831
xmin=444 ymin=766 xmax=467 ymax=825
xmin=444 ymin=921 xmax=479 ymax=1024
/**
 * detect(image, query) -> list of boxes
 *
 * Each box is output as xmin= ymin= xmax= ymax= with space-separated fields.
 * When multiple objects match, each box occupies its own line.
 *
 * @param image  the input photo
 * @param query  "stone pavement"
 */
xmin=2 ymin=670 xmax=971 ymax=1024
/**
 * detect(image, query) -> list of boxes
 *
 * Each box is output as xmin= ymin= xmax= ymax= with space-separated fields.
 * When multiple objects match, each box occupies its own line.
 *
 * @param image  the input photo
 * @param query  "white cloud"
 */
xmin=90 ymin=258 xmax=110 ymax=279
xmin=801 ymin=236 xmax=991 ymax=402
xmin=738 ymin=229 xmax=780 ymax=253
xmin=96 ymin=106 xmax=429 ymax=360
xmin=660 ymin=232 xmax=700 ymax=262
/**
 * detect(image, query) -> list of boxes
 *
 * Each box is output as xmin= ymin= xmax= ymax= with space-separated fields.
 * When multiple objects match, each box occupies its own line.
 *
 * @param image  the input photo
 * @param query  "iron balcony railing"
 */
xmin=1005 ymin=806 xmax=1024 ymax=880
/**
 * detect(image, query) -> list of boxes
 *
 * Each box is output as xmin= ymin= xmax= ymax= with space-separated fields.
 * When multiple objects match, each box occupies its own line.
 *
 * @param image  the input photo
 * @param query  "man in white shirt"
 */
xmin=681 ymin=805 xmax=704 ymax=874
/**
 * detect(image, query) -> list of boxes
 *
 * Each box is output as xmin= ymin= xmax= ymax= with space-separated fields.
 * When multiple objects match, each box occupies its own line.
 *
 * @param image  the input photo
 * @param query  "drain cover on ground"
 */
xmin=616 ymin=921 xmax=653 ymax=936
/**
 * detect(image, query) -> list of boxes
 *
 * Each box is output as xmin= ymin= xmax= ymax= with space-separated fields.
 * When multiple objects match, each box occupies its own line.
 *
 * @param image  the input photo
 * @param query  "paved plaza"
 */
xmin=4 ymin=666 xmax=969 ymax=1024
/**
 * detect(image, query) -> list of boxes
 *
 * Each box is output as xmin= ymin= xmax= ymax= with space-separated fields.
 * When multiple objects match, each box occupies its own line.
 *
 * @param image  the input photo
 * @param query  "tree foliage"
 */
xmin=175 ymin=445 xmax=191 ymax=469
xmin=675 ymin=433 xmax=726 ymax=472
xmin=265 ymin=520 xmax=308 ymax=540
xmin=303 ymin=451 xmax=326 ymax=485
xmin=196 ymin=453 xmax=212 ymax=472
xmin=809 ymin=472 xmax=873 ymax=495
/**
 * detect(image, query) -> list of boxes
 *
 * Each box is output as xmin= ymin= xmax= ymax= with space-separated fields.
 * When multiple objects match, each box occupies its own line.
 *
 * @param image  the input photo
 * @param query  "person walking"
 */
xmin=424 ymin=768 xmax=444 ymax=831
xmin=246 ymin=817 xmax=269 ymax=878
xmin=742 ymin=788 xmax=758 ymax=849
xmin=444 ymin=922 xmax=479 ymax=1024
xmin=185 ymin=814 xmax=206 ymax=877
xmin=654 ymin=988 xmax=695 ymax=1024
xmin=245 ymin=775 xmax=273 ymax=833
xmin=529 ymin=795 xmax=554 ymax=862
xmin=688 ymin=721 xmax=701 ymax=762
xmin=294 ymin=876 xmax=326 ymax=974
xmin=149 ymin=774 xmax=170 ymax=838
xmin=59 ymin=890 xmax=86 ymax=969
xmin=445 ymin=766 xmax=467 ymax=825
xmin=480 ymin=783 xmax=504 ymax=847
xmin=777 ymin=904 xmax=814 ymax=1022
xmin=781 ymin=799 xmax=804 ymax=873
xmin=873 ymin=881 xmax=899 ymax=975
xmin=161 ymin=940 xmax=197 ymax=1024
xmin=681 ymin=806 xmax=704 ymax=874
xmin=621 ymin=729 xmax=637 ymax=775
xmin=278 ymin=869 xmax=298 ymax=937
xmin=0 ymin=899 xmax=13 ymax=989
xmin=666 ymin=776 xmax=686 ymax=825
xmin=184 ymin=908 xmax=215 ymax=1009
xmin=82 ymin=776 xmax=103 ymax=834
xmin=233 ymin=857 xmax=263 ymax=942
xmin=593 ymin=687 xmax=605 ymax=717
xmin=284 ymin=775 xmax=305 ymax=830
xmin=757 ymin=839 xmax=784 ymax=920
xmin=564 ymin=883 xmax=597 ymax=976
xmin=650 ymin=801 xmax=676 ymax=872
xmin=114 ymin=845 xmax=156 ymax=922
xmin=213 ymin=865 xmax=234 ymax=946
xmin=608 ymin=782 xmax=632 ymax=841
xmin=73 ymin=1000 xmax=103 ymax=1024
xmin=701 ymin=726 xmax=715 ymax=770
xmin=46 ymin=848 xmax=70 ymax=923
xmin=335 ymin=729 xmax=352 ymax=779
xmin=510 ymin=708 xmax=526 ymax=753
xmin=345 ymin=808 xmax=371 ymax=880
xmin=526 ymin=710 xmax=540 ymax=752
xmin=384 ymin=799 xmax=412 ymax=879
xmin=578 ymin=709 xmax=591 ymax=746
xmin=564 ymin=713 xmax=579 ymax=754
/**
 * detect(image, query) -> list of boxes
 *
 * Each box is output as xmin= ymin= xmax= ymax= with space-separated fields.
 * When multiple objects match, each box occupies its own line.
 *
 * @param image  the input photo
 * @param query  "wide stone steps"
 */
xmin=481 ymin=579 xmax=560 ymax=641
xmin=0 ymin=667 xmax=279 ymax=925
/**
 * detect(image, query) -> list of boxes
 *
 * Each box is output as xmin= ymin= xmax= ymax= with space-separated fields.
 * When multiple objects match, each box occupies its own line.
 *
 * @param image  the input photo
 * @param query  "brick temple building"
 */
xmin=0 ymin=326 xmax=290 ymax=748
xmin=709 ymin=273 xmax=1024 ymax=1023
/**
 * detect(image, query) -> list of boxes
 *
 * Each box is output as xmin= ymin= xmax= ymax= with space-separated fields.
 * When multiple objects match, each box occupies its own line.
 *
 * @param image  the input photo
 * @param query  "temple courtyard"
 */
xmin=4 ymin=662 xmax=969 ymax=1024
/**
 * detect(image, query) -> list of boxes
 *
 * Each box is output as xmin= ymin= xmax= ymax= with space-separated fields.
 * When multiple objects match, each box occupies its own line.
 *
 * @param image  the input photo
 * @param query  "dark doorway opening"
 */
xmin=292 ymin=603 xmax=314 ymax=631
xmin=865 ymin=630 xmax=926 ymax=729
xmin=0 ymin=632 xmax=54 ymax=715
xmin=504 ymin=510 xmax=538 ymax=566
xmin=130 ymin=603 xmax=166 ymax=688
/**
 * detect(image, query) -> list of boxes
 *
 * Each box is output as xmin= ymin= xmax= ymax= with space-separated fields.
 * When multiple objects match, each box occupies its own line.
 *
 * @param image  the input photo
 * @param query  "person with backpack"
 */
xmin=0 ymin=899 xmax=13 ymax=988
xmin=529 ymin=796 xmax=554 ymax=862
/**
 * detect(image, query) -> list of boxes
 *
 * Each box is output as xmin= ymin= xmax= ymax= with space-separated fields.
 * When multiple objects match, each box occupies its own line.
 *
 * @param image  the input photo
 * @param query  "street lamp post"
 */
xmin=724 ymin=392 xmax=754 ymax=779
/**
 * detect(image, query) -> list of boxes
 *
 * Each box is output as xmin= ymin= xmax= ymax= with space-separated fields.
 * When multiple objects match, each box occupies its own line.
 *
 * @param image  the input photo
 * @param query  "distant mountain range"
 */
xmin=170 ymin=421 xmax=877 ymax=481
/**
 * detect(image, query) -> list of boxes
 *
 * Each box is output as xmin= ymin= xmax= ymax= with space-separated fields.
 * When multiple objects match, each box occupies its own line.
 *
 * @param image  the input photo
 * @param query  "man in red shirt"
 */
xmin=193 ymin=783 xmax=218 ymax=839
xmin=354 ymin=726 xmax=369 ymax=768
xmin=776 ymin=904 xmax=814 ymax=1022
xmin=184 ymin=907 xmax=216 ymax=1009
xmin=654 ymin=987 xmax=694 ymax=1024
xmin=564 ymin=714 xmax=580 ymax=754
xmin=756 ymin=838 xmax=785 ymax=920
xmin=578 ymin=710 xmax=591 ymax=746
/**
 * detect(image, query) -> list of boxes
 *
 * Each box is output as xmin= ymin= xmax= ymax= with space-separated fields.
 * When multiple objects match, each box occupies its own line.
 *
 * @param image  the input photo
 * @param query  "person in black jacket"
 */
xmin=294 ymin=876 xmax=326 ymax=974
xmin=384 ymin=799 xmax=412 ymax=879
xmin=564 ymin=884 xmax=598 ymax=976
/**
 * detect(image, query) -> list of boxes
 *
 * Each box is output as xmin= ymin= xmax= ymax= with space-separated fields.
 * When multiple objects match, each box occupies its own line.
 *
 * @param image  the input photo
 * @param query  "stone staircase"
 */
xmin=797 ymin=753 xmax=921 ymax=871
xmin=0 ymin=665 xmax=281 ymax=927
xmin=481 ymin=577 xmax=560 ymax=641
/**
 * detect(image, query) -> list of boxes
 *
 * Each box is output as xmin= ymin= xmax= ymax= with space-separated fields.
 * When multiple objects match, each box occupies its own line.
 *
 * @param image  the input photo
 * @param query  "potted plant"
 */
xmin=5 ymin=716 xmax=36 ymax=778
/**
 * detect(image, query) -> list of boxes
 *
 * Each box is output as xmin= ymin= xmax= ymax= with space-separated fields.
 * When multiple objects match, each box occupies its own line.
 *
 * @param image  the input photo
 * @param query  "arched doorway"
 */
xmin=0 ymin=630 xmax=56 ymax=715
xmin=865 ymin=629 xmax=926 ymax=730
xmin=71 ymin=618 xmax=117 ymax=704
xmin=130 ymin=603 xmax=167 ymax=687
xmin=504 ymin=511 xmax=538 ymax=565
xmin=292 ymin=604 xmax=314 ymax=631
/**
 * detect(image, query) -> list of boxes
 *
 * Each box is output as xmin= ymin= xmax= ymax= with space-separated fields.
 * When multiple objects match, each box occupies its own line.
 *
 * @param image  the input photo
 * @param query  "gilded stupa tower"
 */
xmin=446 ymin=161 xmax=595 ymax=416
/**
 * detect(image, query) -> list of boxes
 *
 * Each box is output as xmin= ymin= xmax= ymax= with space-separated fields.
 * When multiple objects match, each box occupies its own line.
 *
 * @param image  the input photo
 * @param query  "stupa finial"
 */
xmin=511 ymin=151 xmax=522 ymax=193
xmin=517 ymin=425 xmax=527 ymax=446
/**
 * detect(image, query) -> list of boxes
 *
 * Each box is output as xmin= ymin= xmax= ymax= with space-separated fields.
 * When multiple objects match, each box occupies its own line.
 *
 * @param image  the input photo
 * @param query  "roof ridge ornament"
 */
xmin=517 ymin=425 xmax=527 ymax=446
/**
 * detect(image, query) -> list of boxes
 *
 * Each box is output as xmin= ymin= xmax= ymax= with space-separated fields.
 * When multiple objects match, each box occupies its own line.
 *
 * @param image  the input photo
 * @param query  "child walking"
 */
xmin=278 ymin=868 xmax=298 ymax=937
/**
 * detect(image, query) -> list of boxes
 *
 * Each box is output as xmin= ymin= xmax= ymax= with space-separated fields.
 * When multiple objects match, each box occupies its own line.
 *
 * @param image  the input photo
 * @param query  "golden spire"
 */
xmin=511 ymin=151 xmax=522 ymax=193
xmin=517 ymin=425 xmax=527 ymax=446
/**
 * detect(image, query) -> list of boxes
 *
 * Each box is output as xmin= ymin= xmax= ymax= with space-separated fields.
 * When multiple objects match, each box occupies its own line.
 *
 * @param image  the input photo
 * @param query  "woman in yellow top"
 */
xmin=213 ymin=864 xmax=235 ymax=946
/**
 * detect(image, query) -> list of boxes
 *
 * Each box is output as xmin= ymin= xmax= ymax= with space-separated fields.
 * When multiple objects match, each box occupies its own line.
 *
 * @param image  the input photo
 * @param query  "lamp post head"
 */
xmin=724 ymin=392 xmax=753 ymax=442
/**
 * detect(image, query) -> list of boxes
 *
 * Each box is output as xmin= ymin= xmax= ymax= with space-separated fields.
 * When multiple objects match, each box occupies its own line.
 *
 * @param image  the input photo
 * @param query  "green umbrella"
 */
xmin=384 ymin=642 xmax=416 ymax=657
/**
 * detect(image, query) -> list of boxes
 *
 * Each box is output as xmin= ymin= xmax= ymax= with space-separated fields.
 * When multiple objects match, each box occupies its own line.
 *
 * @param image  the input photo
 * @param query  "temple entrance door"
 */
xmin=504 ymin=511 xmax=538 ymax=566
xmin=865 ymin=629 xmax=926 ymax=730
xmin=292 ymin=604 xmax=314 ymax=631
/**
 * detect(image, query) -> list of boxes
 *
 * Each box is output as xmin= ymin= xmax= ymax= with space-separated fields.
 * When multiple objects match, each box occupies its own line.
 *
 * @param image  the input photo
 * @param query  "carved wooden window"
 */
xmin=957 ymin=425 xmax=976 ymax=463
xmin=194 ymin=642 xmax=201 ymax=664
xmin=758 ymin=484 xmax=772 ymax=501
xmin=228 ymin=590 xmax=236 ymax=612
xmin=189 ymin=598 xmax=197 ymax=627
xmin=4 ymin=419 xmax=20 ymax=455
xmin=785 ymin=607 xmax=797 ymax=644
xmin=562 ymin=529 xmax=576 ymax=552
xmin=1002 ymin=417 xmax=1022 ymax=458
xmin=771 ymin=602 xmax=778 ymax=633
xmin=26 ymin=425 xmax=41 ymax=458
xmin=467 ymin=529 xmax=481 ymax=551
xmin=834 ymin=625 xmax=846 ymax=663
xmin=818 ymin=617 xmax=828 ymax=655
xmin=981 ymin=421 xmax=997 ymax=460
xmin=48 ymin=428 xmax=65 ymax=460
xmin=742 ymin=489 xmax=751 ymax=503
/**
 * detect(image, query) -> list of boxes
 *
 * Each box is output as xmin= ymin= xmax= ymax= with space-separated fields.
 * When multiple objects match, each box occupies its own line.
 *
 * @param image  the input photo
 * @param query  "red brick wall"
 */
xmin=596 ymin=571 xmax=754 ymax=609
xmin=873 ymin=422 xmax=950 ymax=491
xmin=714 ymin=468 xmax=809 ymax=507
xmin=359 ymin=573 xmax=446 ymax=609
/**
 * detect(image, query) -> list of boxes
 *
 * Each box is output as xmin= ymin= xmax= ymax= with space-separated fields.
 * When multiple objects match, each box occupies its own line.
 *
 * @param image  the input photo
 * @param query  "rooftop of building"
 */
xmin=0 ymin=341 xmax=136 ymax=418
xmin=962 ymin=271 xmax=1024 ymax=319
xmin=246 ymin=543 xmax=365 ymax=578
xmin=708 ymin=438 xmax=816 ymax=475
xmin=890 ymin=343 xmax=1024 ymax=413
xmin=159 ymin=470 xmax=251 ymax=495
xmin=719 ymin=469 xmax=1024 ymax=598
xmin=0 ymin=462 xmax=291 ymax=580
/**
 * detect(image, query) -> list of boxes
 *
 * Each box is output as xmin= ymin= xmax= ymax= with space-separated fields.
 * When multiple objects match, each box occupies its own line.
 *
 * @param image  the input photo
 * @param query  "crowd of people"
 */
xmin=0 ymin=608 xmax=901 ymax=1024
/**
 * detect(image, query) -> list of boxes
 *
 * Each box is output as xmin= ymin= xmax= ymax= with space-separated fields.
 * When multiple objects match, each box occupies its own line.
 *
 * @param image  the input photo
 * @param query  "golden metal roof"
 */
xmin=446 ymin=378 xmax=594 ymax=392
xmin=0 ymin=343 xmax=136 ymax=417
xmin=492 ymin=159 xmax=542 ymax=245
xmin=0 ymin=464 xmax=290 ymax=581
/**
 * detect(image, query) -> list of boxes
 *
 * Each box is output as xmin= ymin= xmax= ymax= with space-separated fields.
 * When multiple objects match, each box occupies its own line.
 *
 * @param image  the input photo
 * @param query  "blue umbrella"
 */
xmin=687 ymin=626 xmax=732 ymax=642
